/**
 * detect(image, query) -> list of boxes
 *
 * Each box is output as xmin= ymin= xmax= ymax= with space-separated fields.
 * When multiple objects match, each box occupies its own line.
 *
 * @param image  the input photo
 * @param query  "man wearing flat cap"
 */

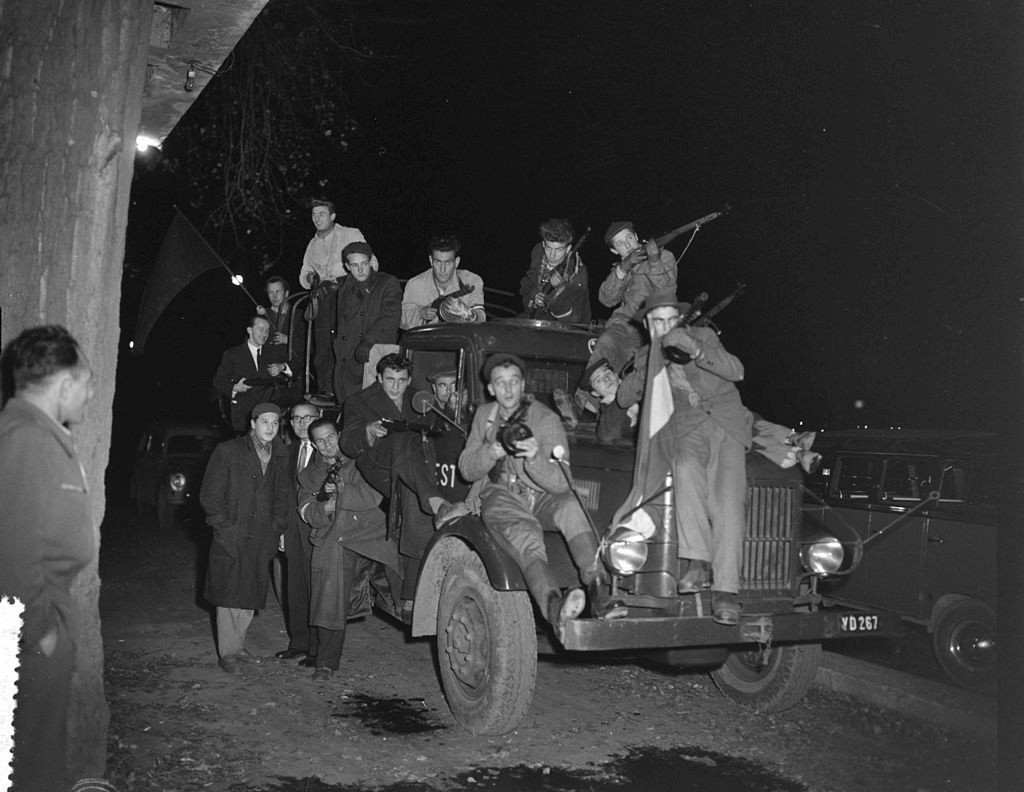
xmin=200 ymin=402 xmax=290 ymax=672
xmin=591 ymin=221 xmax=677 ymax=374
xmin=618 ymin=289 xmax=752 ymax=626
xmin=332 ymin=240 xmax=402 ymax=403
xmin=459 ymin=353 xmax=625 ymax=640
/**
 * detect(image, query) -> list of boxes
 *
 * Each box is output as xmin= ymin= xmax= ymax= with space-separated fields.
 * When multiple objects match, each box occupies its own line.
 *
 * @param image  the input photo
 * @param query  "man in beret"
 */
xmin=200 ymin=402 xmax=290 ymax=672
xmin=591 ymin=221 xmax=677 ymax=374
xmin=618 ymin=289 xmax=752 ymax=626
xmin=459 ymin=353 xmax=624 ymax=641
xmin=332 ymin=240 xmax=402 ymax=403
xmin=299 ymin=198 xmax=378 ymax=401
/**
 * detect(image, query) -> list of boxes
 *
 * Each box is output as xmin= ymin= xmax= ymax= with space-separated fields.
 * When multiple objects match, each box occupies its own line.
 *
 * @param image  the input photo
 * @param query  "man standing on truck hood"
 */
xmin=459 ymin=353 xmax=624 ymax=638
xmin=618 ymin=289 xmax=752 ymax=626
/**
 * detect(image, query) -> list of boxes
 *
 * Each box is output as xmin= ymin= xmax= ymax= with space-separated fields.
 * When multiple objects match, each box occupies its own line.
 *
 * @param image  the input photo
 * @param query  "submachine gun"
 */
xmin=663 ymin=282 xmax=747 ymax=365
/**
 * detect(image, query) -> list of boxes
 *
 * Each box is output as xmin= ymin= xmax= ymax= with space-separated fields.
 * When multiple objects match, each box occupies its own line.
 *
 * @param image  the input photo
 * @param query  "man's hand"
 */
xmin=256 ymin=305 xmax=268 ymax=316
xmin=366 ymin=420 xmax=388 ymax=447
xmin=619 ymin=247 xmax=647 ymax=273
xmin=644 ymin=238 xmax=661 ymax=263
xmin=267 ymin=363 xmax=287 ymax=377
xmin=664 ymin=327 xmax=702 ymax=356
xmin=278 ymin=533 xmax=285 ymax=553
xmin=489 ymin=441 xmax=508 ymax=460
xmin=233 ymin=378 xmax=252 ymax=394
xmin=272 ymin=331 xmax=288 ymax=344
xmin=548 ymin=270 xmax=565 ymax=288
xmin=512 ymin=436 xmax=540 ymax=460
xmin=39 ymin=628 xmax=58 ymax=658
xmin=419 ymin=305 xmax=438 ymax=324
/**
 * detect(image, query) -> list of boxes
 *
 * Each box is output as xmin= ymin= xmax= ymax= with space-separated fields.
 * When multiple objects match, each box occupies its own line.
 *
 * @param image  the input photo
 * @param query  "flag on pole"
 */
xmin=611 ymin=340 xmax=676 ymax=535
xmin=132 ymin=208 xmax=229 ymax=353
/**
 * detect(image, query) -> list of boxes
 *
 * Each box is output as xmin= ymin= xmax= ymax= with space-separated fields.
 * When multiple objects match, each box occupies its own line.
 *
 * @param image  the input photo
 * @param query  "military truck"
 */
xmin=374 ymin=318 xmax=898 ymax=735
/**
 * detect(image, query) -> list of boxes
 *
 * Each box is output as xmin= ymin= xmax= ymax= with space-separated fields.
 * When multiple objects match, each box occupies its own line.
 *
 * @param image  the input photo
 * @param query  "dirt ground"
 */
xmin=99 ymin=507 xmax=997 ymax=792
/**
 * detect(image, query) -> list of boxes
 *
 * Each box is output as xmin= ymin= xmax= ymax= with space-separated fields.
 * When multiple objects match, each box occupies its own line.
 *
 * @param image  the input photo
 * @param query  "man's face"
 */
xmin=487 ymin=364 xmax=524 ymax=411
xmin=429 ymin=250 xmax=459 ymax=285
xmin=58 ymin=364 xmax=94 ymax=426
xmin=646 ymin=306 xmax=681 ymax=340
xmin=431 ymin=375 xmax=458 ymax=407
xmin=589 ymin=365 xmax=620 ymax=403
xmin=541 ymin=240 xmax=569 ymax=268
xmin=266 ymin=282 xmax=288 ymax=309
xmin=251 ymin=412 xmax=280 ymax=443
xmin=610 ymin=229 xmax=640 ymax=259
xmin=248 ymin=318 xmax=271 ymax=347
xmin=290 ymin=405 xmax=320 ymax=440
xmin=310 ymin=424 xmax=340 ymax=460
xmin=378 ymin=366 xmax=411 ymax=402
xmin=311 ymin=205 xmax=335 ymax=233
xmin=346 ymin=253 xmax=373 ymax=282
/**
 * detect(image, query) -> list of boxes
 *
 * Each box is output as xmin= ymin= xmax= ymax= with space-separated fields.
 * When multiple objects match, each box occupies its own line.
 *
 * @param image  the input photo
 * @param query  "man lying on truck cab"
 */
xmin=458 ymin=353 xmax=625 ymax=637
xmin=617 ymin=289 xmax=751 ymax=626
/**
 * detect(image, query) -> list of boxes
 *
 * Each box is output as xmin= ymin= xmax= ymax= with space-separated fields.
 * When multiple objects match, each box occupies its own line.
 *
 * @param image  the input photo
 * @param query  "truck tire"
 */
xmin=932 ymin=599 xmax=996 ymax=691
xmin=436 ymin=551 xmax=537 ymax=734
xmin=711 ymin=643 xmax=821 ymax=712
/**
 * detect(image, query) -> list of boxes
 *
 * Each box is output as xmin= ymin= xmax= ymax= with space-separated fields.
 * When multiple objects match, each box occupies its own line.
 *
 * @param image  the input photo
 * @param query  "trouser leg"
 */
xmin=216 ymin=607 xmax=254 ymax=658
xmin=534 ymin=491 xmax=599 ymax=584
xmin=706 ymin=425 xmax=747 ymax=594
xmin=589 ymin=321 xmax=641 ymax=375
xmin=316 ymin=628 xmax=346 ymax=670
xmin=312 ymin=291 xmax=336 ymax=393
xmin=671 ymin=421 xmax=714 ymax=563
xmin=481 ymin=486 xmax=547 ymax=570
xmin=283 ymin=521 xmax=312 ymax=652
xmin=12 ymin=620 xmax=73 ymax=792
xmin=316 ymin=547 xmax=361 ymax=669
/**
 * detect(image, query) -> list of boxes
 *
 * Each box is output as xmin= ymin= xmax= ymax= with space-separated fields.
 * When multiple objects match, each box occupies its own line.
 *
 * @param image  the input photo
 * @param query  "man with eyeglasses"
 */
xmin=519 ymin=218 xmax=591 ymax=324
xmin=401 ymin=234 xmax=485 ymax=329
xmin=274 ymin=402 xmax=322 ymax=667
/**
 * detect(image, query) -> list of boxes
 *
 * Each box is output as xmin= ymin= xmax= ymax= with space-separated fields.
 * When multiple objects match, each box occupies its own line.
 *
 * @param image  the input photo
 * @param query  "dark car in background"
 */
xmin=803 ymin=430 xmax=997 ymax=690
xmin=129 ymin=422 xmax=226 ymax=530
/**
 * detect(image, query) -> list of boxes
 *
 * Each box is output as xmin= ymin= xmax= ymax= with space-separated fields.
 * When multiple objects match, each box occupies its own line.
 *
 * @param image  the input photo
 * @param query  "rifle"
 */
xmin=662 ymin=283 xmax=746 ymax=365
xmin=690 ymin=282 xmax=746 ymax=328
xmin=653 ymin=205 xmax=730 ymax=248
xmin=528 ymin=225 xmax=590 ymax=319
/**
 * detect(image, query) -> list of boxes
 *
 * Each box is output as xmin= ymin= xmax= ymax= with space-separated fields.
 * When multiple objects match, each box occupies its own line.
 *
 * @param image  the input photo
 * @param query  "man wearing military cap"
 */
xmin=591 ymin=220 xmax=677 ymax=374
xmin=618 ymin=289 xmax=752 ymax=626
xmin=200 ymin=401 xmax=290 ymax=672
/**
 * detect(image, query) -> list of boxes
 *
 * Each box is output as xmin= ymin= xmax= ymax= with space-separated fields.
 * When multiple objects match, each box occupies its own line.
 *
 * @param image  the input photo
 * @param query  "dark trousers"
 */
xmin=13 ymin=620 xmax=74 ymax=792
xmin=357 ymin=432 xmax=442 ymax=513
xmin=283 ymin=518 xmax=316 ymax=656
xmin=311 ymin=289 xmax=338 ymax=395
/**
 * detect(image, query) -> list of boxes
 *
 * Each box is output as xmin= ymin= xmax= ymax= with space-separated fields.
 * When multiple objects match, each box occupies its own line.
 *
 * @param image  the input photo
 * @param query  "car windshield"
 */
xmin=166 ymin=435 xmax=218 ymax=455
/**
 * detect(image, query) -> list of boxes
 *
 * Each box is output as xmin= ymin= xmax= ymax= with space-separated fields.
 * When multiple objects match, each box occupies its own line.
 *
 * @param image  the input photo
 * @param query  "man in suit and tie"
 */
xmin=212 ymin=315 xmax=294 ymax=432
xmin=274 ymin=401 xmax=322 ymax=666
xmin=340 ymin=353 xmax=469 ymax=531
xmin=200 ymin=402 xmax=290 ymax=672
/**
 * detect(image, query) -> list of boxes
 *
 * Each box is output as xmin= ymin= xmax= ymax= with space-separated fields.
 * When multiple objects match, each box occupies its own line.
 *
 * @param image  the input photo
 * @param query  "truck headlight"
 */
xmin=602 ymin=526 xmax=648 ymax=575
xmin=169 ymin=473 xmax=187 ymax=493
xmin=801 ymin=535 xmax=844 ymax=575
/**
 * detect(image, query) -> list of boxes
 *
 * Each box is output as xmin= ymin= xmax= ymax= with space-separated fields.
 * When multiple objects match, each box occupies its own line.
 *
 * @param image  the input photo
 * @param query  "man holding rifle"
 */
xmin=519 ymin=218 xmax=591 ymax=324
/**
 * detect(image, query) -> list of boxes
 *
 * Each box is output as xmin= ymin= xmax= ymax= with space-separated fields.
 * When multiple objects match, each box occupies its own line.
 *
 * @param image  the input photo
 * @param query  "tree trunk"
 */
xmin=0 ymin=0 xmax=153 ymax=782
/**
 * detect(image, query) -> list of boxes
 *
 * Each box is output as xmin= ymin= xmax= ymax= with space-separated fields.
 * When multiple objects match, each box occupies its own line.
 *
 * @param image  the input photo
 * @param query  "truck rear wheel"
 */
xmin=932 ymin=598 xmax=996 ymax=691
xmin=712 ymin=643 xmax=821 ymax=712
xmin=436 ymin=551 xmax=537 ymax=734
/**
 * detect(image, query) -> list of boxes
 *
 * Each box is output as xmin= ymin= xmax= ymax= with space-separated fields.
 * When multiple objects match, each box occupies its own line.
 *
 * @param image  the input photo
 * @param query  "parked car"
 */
xmin=364 ymin=319 xmax=898 ymax=735
xmin=129 ymin=422 xmax=226 ymax=529
xmin=803 ymin=429 xmax=997 ymax=690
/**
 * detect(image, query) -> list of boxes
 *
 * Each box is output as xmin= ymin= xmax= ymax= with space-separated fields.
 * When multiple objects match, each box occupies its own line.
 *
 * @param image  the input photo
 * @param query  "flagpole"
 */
xmin=173 ymin=206 xmax=262 ymax=309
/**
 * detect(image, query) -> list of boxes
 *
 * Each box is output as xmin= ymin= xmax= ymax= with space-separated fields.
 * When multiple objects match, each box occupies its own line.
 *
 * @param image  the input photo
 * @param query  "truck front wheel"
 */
xmin=436 ymin=551 xmax=537 ymax=734
xmin=712 ymin=643 xmax=821 ymax=712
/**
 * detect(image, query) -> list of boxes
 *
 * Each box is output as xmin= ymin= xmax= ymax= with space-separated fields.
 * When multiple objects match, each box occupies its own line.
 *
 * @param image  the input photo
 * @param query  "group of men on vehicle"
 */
xmin=200 ymin=199 xmax=821 ymax=676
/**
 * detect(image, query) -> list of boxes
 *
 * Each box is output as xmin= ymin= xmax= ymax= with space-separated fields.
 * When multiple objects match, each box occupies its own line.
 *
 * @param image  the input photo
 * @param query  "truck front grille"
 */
xmin=743 ymin=482 xmax=796 ymax=591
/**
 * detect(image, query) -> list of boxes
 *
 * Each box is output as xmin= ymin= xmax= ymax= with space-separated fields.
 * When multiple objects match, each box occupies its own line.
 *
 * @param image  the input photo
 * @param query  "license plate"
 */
xmin=839 ymin=614 xmax=879 ymax=633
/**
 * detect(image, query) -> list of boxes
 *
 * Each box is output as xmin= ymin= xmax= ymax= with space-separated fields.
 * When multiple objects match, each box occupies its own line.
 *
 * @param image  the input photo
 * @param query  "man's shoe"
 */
xmin=275 ymin=647 xmax=307 ymax=660
xmin=791 ymin=431 xmax=816 ymax=451
xmin=307 ymin=392 xmax=336 ymax=407
xmin=298 ymin=655 xmax=317 ymax=668
xmin=712 ymin=591 xmax=740 ymax=626
xmin=677 ymin=559 xmax=711 ymax=594
xmin=546 ymin=587 xmax=586 ymax=633
xmin=236 ymin=649 xmax=262 ymax=665
xmin=587 ymin=578 xmax=627 ymax=620
xmin=311 ymin=667 xmax=333 ymax=681
xmin=434 ymin=500 xmax=470 ymax=529
xmin=218 ymin=655 xmax=241 ymax=674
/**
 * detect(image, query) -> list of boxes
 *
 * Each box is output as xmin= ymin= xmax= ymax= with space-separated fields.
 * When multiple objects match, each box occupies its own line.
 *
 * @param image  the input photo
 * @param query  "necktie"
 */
xmin=298 ymin=441 xmax=311 ymax=472
xmin=256 ymin=346 xmax=262 ymax=372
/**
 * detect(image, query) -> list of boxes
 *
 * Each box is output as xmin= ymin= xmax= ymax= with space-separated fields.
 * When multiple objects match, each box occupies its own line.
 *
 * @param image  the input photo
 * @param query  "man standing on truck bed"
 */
xmin=459 ymin=353 xmax=624 ymax=638
xmin=618 ymin=289 xmax=752 ymax=626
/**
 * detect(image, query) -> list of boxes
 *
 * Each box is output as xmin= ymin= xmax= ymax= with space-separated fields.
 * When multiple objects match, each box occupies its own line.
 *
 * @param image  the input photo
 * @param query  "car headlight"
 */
xmin=801 ymin=535 xmax=844 ymax=575
xmin=168 ymin=473 xmax=187 ymax=493
xmin=601 ymin=526 xmax=648 ymax=575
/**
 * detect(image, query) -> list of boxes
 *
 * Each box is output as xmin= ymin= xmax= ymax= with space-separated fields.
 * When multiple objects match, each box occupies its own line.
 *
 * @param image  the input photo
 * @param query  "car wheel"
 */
xmin=711 ymin=642 xmax=821 ymax=712
xmin=436 ymin=551 xmax=537 ymax=735
xmin=156 ymin=499 xmax=178 ymax=531
xmin=932 ymin=599 xmax=996 ymax=691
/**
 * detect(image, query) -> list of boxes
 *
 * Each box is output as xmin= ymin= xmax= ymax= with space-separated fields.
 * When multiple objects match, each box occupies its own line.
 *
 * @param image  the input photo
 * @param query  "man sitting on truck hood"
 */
xmin=459 ymin=353 xmax=625 ymax=638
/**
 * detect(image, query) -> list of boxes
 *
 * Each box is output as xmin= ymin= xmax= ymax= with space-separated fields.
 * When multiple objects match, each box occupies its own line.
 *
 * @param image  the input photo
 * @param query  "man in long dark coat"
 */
xmin=200 ymin=401 xmax=289 ymax=672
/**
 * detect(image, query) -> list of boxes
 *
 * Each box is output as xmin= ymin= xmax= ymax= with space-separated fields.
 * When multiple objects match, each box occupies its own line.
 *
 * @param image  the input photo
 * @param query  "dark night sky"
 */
xmin=125 ymin=0 xmax=1023 ymax=437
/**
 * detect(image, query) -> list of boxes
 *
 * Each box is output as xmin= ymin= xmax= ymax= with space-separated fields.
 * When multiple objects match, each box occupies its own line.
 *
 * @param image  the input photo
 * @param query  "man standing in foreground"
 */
xmin=618 ymin=290 xmax=752 ymax=625
xmin=0 ymin=325 xmax=95 ymax=792
xmin=459 ymin=354 xmax=623 ymax=639
xmin=200 ymin=402 xmax=289 ymax=672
